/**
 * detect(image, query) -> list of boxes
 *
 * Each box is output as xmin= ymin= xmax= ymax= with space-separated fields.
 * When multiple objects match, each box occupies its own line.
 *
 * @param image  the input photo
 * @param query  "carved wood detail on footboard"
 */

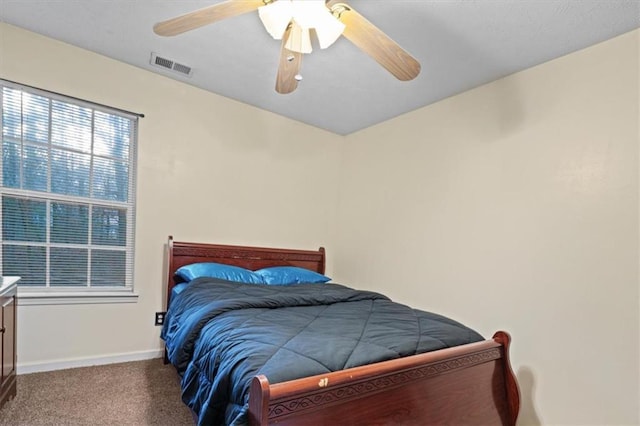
xmin=248 ymin=332 xmax=520 ymax=426
xmin=268 ymin=348 xmax=501 ymax=419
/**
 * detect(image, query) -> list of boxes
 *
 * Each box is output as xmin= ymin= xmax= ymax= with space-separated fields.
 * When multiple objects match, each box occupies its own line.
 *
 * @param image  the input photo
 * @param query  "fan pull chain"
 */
xmin=294 ymin=20 xmax=302 ymax=82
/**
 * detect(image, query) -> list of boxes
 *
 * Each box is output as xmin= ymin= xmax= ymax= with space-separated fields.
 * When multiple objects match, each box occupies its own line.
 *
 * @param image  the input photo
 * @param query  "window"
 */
xmin=0 ymin=80 xmax=138 ymax=303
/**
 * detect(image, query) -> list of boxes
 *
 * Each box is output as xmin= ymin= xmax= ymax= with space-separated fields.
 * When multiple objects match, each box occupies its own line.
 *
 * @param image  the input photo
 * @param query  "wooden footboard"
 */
xmin=248 ymin=331 xmax=519 ymax=425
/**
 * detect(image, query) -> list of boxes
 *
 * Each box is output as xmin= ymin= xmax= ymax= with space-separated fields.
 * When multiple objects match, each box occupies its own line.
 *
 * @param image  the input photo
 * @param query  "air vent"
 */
xmin=172 ymin=62 xmax=192 ymax=75
xmin=150 ymin=53 xmax=193 ymax=77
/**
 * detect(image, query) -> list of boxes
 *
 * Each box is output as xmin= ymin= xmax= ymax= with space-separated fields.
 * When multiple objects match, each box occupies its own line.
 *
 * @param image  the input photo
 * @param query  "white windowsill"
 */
xmin=17 ymin=289 xmax=139 ymax=305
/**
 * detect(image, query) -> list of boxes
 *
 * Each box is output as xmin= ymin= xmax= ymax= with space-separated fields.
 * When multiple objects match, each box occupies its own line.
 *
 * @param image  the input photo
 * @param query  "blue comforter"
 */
xmin=161 ymin=278 xmax=483 ymax=425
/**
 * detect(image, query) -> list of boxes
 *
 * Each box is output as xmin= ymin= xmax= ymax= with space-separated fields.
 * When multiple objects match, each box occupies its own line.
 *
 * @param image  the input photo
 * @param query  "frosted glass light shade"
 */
xmin=285 ymin=22 xmax=312 ymax=54
xmin=258 ymin=0 xmax=345 ymax=53
xmin=259 ymin=1 xmax=294 ymax=40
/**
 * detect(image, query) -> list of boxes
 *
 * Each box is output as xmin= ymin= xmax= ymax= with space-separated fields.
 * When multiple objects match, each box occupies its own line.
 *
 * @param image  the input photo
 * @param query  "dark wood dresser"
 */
xmin=0 ymin=277 xmax=18 ymax=411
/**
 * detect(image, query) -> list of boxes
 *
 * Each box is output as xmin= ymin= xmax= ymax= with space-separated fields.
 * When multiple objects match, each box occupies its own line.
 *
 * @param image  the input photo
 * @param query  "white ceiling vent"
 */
xmin=150 ymin=53 xmax=193 ymax=77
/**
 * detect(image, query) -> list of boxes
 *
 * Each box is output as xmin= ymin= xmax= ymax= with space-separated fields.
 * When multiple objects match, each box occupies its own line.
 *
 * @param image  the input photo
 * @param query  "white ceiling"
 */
xmin=1 ymin=1 xmax=638 ymax=135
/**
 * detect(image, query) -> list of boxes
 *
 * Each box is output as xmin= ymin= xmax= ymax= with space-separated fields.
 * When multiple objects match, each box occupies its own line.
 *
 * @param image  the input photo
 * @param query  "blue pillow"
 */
xmin=175 ymin=262 xmax=263 ymax=284
xmin=171 ymin=282 xmax=189 ymax=299
xmin=254 ymin=266 xmax=330 ymax=285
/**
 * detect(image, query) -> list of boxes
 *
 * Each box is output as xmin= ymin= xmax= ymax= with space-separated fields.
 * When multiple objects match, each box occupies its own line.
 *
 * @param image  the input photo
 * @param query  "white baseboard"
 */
xmin=17 ymin=349 xmax=164 ymax=374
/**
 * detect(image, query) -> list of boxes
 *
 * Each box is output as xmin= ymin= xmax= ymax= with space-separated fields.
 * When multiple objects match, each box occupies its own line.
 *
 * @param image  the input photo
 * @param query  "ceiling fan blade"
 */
xmin=154 ymin=0 xmax=267 ymax=37
xmin=328 ymin=1 xmax=421 ymax=81
xmin=276 ymin=25 xmax=302 ymax=94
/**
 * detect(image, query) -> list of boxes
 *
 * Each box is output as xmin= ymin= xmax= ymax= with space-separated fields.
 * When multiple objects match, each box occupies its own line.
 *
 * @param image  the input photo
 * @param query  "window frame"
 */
xmin=0 ymin=80 xmax=140 ymax=305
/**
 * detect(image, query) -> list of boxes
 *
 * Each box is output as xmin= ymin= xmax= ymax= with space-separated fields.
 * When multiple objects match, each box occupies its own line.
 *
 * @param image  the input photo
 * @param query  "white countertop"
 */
xmin=0 ymin=277 xmax=20 ymax=295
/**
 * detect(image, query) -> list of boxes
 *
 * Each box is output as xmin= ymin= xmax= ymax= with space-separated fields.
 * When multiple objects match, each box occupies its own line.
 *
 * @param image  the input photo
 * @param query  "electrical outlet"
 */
xmin=155 ymin=311 xmax=166 ymax=326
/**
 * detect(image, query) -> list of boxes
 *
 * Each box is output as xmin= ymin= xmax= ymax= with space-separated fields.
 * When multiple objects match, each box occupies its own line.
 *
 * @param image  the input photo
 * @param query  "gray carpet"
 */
xmin=0 ymin=359 xmax=194 ymax=425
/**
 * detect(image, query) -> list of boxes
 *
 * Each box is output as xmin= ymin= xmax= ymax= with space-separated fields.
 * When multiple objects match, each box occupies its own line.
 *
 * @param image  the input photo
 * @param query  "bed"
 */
xmin=162 ymin=236 xmax=520 ymax=425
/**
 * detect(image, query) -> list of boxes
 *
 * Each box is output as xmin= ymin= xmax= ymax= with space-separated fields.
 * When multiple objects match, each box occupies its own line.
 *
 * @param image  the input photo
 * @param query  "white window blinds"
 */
xmin=0 ymin=81 xmax=138 ymax=292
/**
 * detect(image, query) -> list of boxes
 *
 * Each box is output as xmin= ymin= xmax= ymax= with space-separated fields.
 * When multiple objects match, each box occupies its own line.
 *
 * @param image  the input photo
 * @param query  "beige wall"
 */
xmin=0 ymin=23 xmax=343 ymax=368
xmin=336 ymin=30 xmax=639 ymax=425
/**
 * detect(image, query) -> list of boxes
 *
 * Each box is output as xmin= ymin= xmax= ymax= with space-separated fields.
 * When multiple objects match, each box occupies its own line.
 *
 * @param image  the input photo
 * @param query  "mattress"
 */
xmin=162 ymin=277 xmax=483 ymax=425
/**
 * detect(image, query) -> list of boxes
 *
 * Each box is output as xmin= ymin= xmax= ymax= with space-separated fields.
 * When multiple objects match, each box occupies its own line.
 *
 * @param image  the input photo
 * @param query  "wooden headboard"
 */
xmin=165 ymin=236 xmax=326 ymax=308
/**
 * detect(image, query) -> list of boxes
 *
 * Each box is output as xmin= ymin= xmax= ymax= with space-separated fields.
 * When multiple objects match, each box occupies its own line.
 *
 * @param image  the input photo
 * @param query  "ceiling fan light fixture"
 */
xmin=153 ymin=0 xmax=421 ymax=94
xmin=258 ymin=0 xmax=293 ymax=39
xmin=285 ymin=22 xmax=313 ymax=54
xmin=307 ymin=4 xmax=345 ymax=49
xmin=259 ymin=0 xmax=345 ymax=53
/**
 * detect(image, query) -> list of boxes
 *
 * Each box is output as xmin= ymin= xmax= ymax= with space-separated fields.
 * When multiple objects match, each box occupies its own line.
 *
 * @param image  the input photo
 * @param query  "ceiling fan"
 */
xmin=153 ymin=0 xmax=421 ymax=94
